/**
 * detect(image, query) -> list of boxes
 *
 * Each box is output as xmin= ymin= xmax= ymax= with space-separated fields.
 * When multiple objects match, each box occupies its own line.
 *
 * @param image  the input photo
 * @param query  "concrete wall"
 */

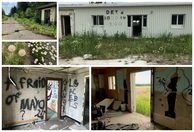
xmin=59 ymin=5 xmax=192 ymax=38
xmin=62 ymin=67 xmax=89 ymax=123
xmin=41 ymin=6 xmax=57 ymax=24
xmin=153 ymin=67 xmax=192 ymax=130
xmin=2 ymin=67 xmax=89 ymax=127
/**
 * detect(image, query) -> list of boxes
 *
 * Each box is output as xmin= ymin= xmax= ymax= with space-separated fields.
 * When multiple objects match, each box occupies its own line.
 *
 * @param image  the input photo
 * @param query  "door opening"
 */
xmin=83 ymin=77 xmax=89 ymax=125
xmin=130 ymin=70 xmax=151 ymax=118
xmin=45 ymin=9 xmax=50 ymax=24
xmin=46 ymin=78 xmax=62 ymax=121
xmin=62 ymin=16 xmax=71 ymax=36
xmin=133 ymin=16 xmax=142 ymax=37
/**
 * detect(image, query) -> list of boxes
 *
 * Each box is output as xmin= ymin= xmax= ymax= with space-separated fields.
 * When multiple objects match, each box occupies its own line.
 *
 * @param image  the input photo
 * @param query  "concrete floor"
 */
xmin=94 ymin=112 xmax=169 ymax=130
xmin=47 ymin=108 xmax=57 ymax=120
xmin=5 ymin=116 xmax=89 ymax=130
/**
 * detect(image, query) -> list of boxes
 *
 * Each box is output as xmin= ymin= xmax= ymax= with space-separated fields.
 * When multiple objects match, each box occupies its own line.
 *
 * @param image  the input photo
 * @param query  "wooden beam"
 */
xmin=5 ymin=118 xmax=38 ymax=127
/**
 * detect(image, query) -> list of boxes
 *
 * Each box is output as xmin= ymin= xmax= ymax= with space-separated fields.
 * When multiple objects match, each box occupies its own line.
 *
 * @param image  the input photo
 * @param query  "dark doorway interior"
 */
xmin=133 ymin=16 xmax=142 ymax=37
xmin=45 ymin=9 xmax=50 ymax=24
xmin=64 ymin=16 xmax=71 ymax=36
xmin=83 ymin=78 xmax=89 ymax=125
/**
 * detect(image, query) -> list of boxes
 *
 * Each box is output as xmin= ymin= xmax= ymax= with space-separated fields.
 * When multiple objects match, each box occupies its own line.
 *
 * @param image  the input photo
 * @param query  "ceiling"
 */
xmin=11 ymin=67 xmax=85 ymax=75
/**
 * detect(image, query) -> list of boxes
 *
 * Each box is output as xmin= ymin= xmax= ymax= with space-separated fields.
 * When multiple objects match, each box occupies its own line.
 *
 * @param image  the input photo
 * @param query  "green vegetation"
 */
xmin=28 ymin=42 xmax=57 ymax=65
xmin=59 ymin=31 xmax=192 ymax=64
xmin=4 ymin=2 xmax=56 ymax=38
xmin=136 ymin=85 xmax=150 ymax=117
xmin=2 ymin=9 xmax=8 ymax=21
xmin=2 ymin=42 xmax=26 ymax=65
xmin=136 ymin=92 xmax=150 ymax=117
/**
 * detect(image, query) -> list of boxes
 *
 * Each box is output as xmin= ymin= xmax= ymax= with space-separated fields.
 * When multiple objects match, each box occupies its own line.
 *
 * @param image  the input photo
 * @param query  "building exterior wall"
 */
xmin=153 ymin=67 xmax=192 ymax=130
xmin=59 ymin=5 xmax=192 ymax=38
xmin=41 ymin=6 xmax=56 ymax=24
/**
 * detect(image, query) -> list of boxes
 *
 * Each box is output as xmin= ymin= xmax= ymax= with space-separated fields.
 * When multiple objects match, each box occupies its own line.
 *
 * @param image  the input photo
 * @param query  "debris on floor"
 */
xmin=49 ymin=124 xmax=59 ymax=130
xmin=106 ymin=123 xmax=139 ymax=130
xmin=91 ymin=121 xmax=105 ymax=130
xmin=105 ymin=111 xmax=123 ymax=118
xmin=69 ymin=123 xmax=87 ymax=130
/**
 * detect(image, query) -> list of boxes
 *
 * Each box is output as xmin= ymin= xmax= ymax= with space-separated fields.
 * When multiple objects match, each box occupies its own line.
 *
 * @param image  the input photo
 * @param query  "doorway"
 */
xmin=45 ymin=78 xmax=62 ymax=121
xmin=133 ymin=16 xmax=142 ymax=37
xmin=130 ymin=70 xmax=152 ymax=118
xmin=62 ymin=16 xmax=71 ymax=36
xmin=83 ymin=77 xmax=89 ymax=125
xmin=45 ymin=9 xmax=50 ymax=24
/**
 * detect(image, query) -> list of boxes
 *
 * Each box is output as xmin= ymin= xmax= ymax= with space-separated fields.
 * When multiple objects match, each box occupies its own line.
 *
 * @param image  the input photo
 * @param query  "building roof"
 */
xmin=36 ymin=2 xmax=57 ymax=10
xmin=59 ymin=2 xmax=192 ymax=8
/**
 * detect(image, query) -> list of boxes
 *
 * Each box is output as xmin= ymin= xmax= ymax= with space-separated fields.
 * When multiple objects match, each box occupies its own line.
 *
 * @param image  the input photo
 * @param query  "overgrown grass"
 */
xmin=136 ymin=86 xmax=150 ymax=117
xmin=2 ymin=42 xmax=26 ymax=65
xmin=13 ymin=17 xmax=56 ymax=38
xmin=59 ymin=31 xmax=192 ymax=63
xmin=2 ymin=15 xmax=8 ymax=21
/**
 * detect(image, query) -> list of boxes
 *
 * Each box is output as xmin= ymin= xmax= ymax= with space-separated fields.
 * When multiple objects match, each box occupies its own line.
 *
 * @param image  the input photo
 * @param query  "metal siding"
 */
xmin=60 ymin=5 xmax=191 ymax=37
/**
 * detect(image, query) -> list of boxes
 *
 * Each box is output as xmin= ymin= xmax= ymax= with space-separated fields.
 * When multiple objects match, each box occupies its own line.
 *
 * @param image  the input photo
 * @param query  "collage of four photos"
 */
xmin=1 ymin=1 xmax=192 ymax=130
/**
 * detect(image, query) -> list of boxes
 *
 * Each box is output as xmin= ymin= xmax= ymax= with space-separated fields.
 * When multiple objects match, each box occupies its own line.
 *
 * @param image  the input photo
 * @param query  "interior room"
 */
xmin=91 ymin=67 xmax=192 ymax=130
xmin=2 ymin=67 xmax=89 ymax=130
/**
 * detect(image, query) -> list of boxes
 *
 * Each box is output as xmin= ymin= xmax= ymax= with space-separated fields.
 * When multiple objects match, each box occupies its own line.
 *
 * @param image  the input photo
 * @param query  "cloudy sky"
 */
xmin=135 ymin=70 xmax=151 ymax=84
xmin=2 ymin=2 xmax=17 ymax=15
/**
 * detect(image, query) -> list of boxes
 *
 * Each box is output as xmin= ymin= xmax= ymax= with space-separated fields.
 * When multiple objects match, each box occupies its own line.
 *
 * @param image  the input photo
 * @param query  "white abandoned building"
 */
xmin=37 ymin=3 xmax=57 ymax=25
xmin=2 ymin=67 xmax=89 ymax=130
xmin=59 ymin=2 xmax=192 ymax=38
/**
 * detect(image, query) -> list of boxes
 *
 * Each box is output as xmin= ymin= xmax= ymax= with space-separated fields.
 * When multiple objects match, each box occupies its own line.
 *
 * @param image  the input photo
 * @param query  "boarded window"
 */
xmin=172 ymin=15 xmax=184 ymax=25
xmin=93 ymin=15 xmax=104 ymax=25
xmin=108 ymin=76 xmax=116 ymax=90
xmin=143 ymin=15 xmax=147 ymax=27
xmin=128 ymin=16 xmax=131 ymax=27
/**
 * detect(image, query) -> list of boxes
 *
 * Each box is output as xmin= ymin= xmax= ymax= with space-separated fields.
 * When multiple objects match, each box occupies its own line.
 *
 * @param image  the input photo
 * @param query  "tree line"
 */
xmin=8 ymin=2 xmax=53 ymax=24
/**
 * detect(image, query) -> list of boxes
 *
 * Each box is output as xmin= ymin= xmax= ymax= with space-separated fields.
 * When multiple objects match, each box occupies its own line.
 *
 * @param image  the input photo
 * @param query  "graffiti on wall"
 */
xmin=5 ymin=76 xmax=46 ymax=120
xmin=155 ymin=68 xmax=192 ymax=118
xmin=62 ymin=79 xmax=67 ymax=113
xmin=6 ymin=92 xmax=22 ymax=105
xmin=104 ymin=10 xmax=125 ymax=26
xmin=68 ymin=88 xmax=78 ymax=109
xmin=47 ymin=82 xmax=52 ymax=101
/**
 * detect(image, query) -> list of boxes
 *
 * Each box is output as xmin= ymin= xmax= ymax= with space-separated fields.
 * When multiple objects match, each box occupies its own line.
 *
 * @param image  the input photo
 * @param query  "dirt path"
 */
xmin=2 ymin=18 xmax=55 ymax=40
xmin=59 ymin=54 xmax=192 ymax=65
xmin=59 ymin=56 xmax=153 ymax=65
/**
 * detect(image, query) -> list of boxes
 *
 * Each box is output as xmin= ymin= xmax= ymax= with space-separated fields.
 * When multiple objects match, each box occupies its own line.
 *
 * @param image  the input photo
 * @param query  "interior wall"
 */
xmin=92 ymin=67 xmax=143 ymax=112
xmin=153 ymin=67 xmax=192 ymax=130
xmin=47 ymin=80 xmax=58 ymax=113
xmin=63 ymin=68 xmax=89 ymax=123
xmin=2 ymin=68 xmax=67 ymax=128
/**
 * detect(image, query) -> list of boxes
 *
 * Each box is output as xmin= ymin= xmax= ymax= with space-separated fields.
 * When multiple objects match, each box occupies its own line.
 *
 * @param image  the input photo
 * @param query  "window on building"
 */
xmin=143 ymin=15 xmax=147 ymax=27
xmin=108 ymin=76 xmax=116 ymax=90
xmin=128 ymin=16 xmax=131 ymax=27
xmin=172 ymin=15 xmax=184 ymax=25
xmin=93 ymin=15 xmax=104 ymax=25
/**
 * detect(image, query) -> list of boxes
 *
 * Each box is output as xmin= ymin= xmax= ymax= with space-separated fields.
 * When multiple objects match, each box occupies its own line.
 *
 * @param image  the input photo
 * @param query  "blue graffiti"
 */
xmin=156 ymin=78 xmax=169 ymax=94
xmin=156 ymin=68 xmax=192 ymax=103
xmin=180 ymin=69 xmax=192 ymax=103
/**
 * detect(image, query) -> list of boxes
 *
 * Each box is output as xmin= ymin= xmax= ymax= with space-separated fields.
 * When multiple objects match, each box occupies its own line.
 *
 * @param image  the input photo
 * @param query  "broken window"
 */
xmin=128 ymin=16 xmax=131 ymax=27
xmin=143 ymin=15 xmax=147 ymax=27
xmin=171 ymin=15 xmax=184 ymax=25
xmin=93 ymin=15 xmax=104 ymax=25
xmin=108 ymin=76 xmax=116 ymax=90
